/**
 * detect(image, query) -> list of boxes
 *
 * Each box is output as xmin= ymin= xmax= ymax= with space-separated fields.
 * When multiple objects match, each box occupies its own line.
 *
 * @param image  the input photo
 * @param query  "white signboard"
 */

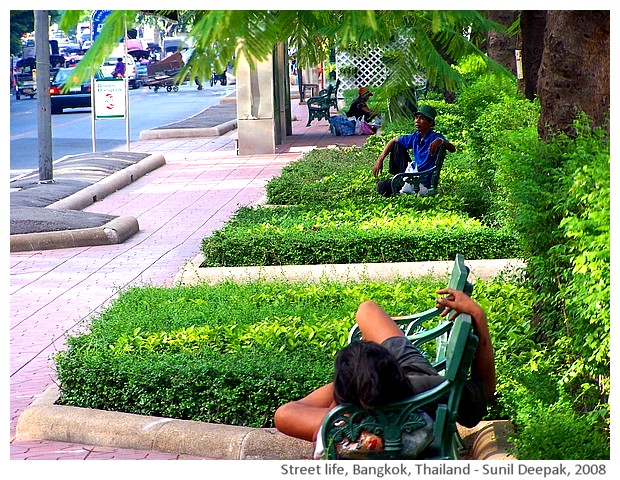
xmin=94 ymin=79 xmax=126 ymax=119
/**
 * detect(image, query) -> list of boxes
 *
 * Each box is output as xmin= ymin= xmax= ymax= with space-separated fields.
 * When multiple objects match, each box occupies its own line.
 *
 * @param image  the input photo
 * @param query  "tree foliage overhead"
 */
xmin=59 ymin=10 xmax=510 ymax=92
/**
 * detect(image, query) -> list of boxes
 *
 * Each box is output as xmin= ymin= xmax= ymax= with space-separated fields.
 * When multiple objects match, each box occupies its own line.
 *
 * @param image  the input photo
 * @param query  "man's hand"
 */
xmin=429 ymin=138 xmax=443 ymax=156
xmin=436 ymin=288 xmax=484 ymax=319
xmin=373 ymin=157 xmax=384 ymax=177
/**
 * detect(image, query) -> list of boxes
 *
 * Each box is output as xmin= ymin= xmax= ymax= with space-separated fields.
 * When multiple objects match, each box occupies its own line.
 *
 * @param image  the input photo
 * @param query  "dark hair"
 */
xmin=333 ymin=341 xmax=414 ymax=409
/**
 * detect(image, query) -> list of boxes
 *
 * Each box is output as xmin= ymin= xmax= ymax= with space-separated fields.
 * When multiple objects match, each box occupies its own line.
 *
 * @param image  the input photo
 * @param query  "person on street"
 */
xmin=274 ymin=290 xmax=495 ymax=445
xmin=346 ymin=86 xmax=379 ymax=122
xmin=112 ymin=57 xmax=126 ymax=78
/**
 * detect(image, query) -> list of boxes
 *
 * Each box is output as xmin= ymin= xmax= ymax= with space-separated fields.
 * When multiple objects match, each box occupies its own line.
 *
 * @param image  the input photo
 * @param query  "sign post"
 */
xmin=94 ymin=79 xmax=126 ymax=119
xmin=89 ymin=10 xmax=131 ymax=152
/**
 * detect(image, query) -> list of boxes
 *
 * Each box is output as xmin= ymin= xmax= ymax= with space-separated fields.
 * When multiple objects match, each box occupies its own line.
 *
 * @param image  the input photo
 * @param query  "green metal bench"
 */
xmin=390 ymin=144 xmax=447 ymax=197
xmin=320 ymin=313 xmax=478 ymax=460
xmin=321 ymin=78 xmax=340 ymax=110
xmin=320 ymin=254 xmax=476 ymax=460
xmin=348 ymin=253 xmax=472 ymax=350
xmin=306 ymin=83 xmax=336 ymax=126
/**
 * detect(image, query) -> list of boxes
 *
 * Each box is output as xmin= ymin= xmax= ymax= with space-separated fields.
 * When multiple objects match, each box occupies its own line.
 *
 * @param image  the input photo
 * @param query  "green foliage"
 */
xmin=56 ymin=278 xmax=454 ymax=427
xmin=508 ymin=399 xmax=609 ymax=460
xmin=200 ymin=203 xmax=520 ymax=267
xmin=266 ymin=146 xmax=376 ymax=206
xmin=493 ymin=120 xmax=610 ymax=400
xmin=338 ymin=65 xmax=358 ymax=77
xmin=57 ymin=346 xmax=333 ymax=428
xmin=55 ymin=277 xmax=542 ymax=430
xmin=551 ymin=123 xmax=610 ymax=396
xmin=10 ymin=11 xmax=34 ymax=56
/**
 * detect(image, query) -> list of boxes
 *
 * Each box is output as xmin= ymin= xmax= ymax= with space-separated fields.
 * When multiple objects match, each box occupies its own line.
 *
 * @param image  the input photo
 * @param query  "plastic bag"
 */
xmin=400 ymin=163 xmax=417 ymax=194
xmin=329 ymin=115 xmax=355 ymax=136
xmin=360 ymin=119 xmax=375 ymax=135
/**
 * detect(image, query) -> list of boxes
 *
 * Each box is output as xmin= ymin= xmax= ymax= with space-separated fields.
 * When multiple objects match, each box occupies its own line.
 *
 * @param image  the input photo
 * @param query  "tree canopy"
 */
xmin=59 ymin=10 xmax=510 ymax=93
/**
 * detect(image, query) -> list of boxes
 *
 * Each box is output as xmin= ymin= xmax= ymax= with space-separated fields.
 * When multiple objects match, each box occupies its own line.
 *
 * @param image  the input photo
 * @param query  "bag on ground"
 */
xmin=329 ymin=115 xmax=355 ymax=136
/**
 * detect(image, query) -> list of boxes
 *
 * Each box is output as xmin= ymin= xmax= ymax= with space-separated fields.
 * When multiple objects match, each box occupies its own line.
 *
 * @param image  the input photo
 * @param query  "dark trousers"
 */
xmin=377 ymin=143 xmax=411 ymax=197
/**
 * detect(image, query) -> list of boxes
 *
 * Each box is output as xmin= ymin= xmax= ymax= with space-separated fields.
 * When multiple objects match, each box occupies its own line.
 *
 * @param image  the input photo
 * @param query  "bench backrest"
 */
xmin=347 ymin=253 xmax=472 ymax=345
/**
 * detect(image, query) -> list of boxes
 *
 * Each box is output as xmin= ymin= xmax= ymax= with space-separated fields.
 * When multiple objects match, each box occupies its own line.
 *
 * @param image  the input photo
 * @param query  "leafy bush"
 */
xmin=509 ymin=401 xmax=610 ymax=460
xmin=200 ymin=203 xmax=520 ymax=267
xmin=493 ymin=119 xmax=610 ymax=400
xmin=57 ymin=277 xmax=537 ymax=431
xmin=57 ymin=346 xmax=334 ymax=428
xmin=56 ymin=278 xmax=453 ymax=426
xmin=265 ymin=146 xmax=376 ymax=206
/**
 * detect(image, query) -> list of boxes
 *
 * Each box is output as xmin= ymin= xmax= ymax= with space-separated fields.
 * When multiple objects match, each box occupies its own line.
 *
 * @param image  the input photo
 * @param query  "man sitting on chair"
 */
xmin=373 ymin=104 xmax=456 ymax=197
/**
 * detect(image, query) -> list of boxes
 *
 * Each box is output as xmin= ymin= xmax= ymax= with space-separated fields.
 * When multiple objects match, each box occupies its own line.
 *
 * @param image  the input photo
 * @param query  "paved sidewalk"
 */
xmin=9 ymin=97 xmax=364 ymax=462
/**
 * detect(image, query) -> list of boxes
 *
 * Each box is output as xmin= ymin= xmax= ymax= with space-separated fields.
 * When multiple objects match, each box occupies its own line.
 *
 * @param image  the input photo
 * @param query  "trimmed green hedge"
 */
xmin=56 ymin=347 xmax=333 ymax=428
xmin=55 ymin=277 xmax=530 ymax=429
xmin=55 ymin=279 xmax=451 ymax=427
xmin=200 ymin=205 xmax=520 ymax=267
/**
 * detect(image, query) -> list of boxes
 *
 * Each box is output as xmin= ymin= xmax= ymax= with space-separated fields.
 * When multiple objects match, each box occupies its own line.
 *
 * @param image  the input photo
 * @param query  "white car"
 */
xmin=100 ymin=54 xmax=141 ymax=89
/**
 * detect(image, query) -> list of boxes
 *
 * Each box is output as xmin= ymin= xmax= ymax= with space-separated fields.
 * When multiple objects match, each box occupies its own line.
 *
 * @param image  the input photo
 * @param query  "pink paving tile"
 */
xmin=9 ymin=98 xmax=368 ymax=460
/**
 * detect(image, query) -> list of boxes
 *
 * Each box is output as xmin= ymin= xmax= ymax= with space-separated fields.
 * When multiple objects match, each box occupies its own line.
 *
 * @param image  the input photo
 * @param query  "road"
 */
xmin=9 ymin=82 xmax=236 ymax=178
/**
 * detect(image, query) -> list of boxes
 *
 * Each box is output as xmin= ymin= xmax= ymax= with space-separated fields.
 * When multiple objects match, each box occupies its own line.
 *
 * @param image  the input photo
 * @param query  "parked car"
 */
xmin=49 ymin=67 xmax=103 ymax=114
xmin=100 ymin=54 xmax=141 ymax=89
xmin=79 ymin=32 xmax=91 ymax=47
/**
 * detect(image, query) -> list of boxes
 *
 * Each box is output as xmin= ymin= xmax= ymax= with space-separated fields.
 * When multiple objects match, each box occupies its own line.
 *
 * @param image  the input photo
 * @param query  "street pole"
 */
xmin=124 ymin=19 xmax=130 ymax=151
xmin=35 ymin=10 xmax=53 ymax=183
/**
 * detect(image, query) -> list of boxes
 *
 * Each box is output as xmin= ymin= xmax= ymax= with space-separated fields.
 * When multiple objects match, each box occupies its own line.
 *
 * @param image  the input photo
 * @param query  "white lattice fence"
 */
xmin=335 ymin=48 xmax=387 ymax=94
xmin=335 ymin=40 xmax=425 ymax=98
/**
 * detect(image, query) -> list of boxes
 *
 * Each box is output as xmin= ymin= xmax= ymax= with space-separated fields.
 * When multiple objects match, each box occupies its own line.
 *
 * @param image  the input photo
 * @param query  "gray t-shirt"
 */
xmin=381 ymin=335 xmax=487 ymax=427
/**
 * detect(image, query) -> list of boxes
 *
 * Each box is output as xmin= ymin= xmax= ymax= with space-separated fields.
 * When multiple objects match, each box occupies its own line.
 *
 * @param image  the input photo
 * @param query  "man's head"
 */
xmin=358 ymin=87 xmax=373 ymax=98
xmin=413 ymin=104 xmax=437 ymax=133
xmin=333 ymin=341 xmax=414 ymax=409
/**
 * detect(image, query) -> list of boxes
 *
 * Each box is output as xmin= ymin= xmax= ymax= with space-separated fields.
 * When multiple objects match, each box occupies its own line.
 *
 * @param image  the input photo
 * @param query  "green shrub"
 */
xmin=55 ymin=278 xmax=531 ymax=429
xmin=493 ymin=120 xmax=610 ymax=404
xmin=200 ymin=204 xmax=521 ymax=267
xmin=265 ymin=146 xmax=376 ymax=206
xmin=56 ymin=278 xmax=454 ymax=426
xmin=57 ymin=346 xmax=334 ymax=428
xmin=509 ymin=399 xmax=610 ymax=460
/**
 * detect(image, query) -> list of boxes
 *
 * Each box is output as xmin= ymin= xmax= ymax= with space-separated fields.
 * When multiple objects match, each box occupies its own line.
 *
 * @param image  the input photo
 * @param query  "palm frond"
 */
xmin=59 ymin=10 xmax=140 ymax=87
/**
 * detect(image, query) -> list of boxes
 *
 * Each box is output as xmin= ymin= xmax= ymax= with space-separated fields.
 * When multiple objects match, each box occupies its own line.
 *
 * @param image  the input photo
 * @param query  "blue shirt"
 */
xmin=398 ymin=130 xmax=445 ymax=172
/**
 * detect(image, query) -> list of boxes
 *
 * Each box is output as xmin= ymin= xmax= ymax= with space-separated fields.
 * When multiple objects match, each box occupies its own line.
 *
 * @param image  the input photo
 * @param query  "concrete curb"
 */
xmin=10 ymin=216 xmax=140 ymax=253
xmin=47 ymin=154 xmax=166 ymax=211
xmin=175 ymin=256 xmax=526 ymax=286
xmin=10 ymin=154 xmax=165 ymax=252
xmin=139 ymin=93 xmax=238 ymax=140
xmin=16 ymin=385 xmax=314 ymax=460
xmin=16 ymin=384 xmax=515 ymax=460
xmin=139 ymin=119 xmax=237 ymax=140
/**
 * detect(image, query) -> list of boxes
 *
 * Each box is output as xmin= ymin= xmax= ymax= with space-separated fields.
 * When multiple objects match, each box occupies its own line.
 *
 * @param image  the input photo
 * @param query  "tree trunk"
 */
xmin=537 ymin=11 xmax=610 ymax=139
xmin=485 ymin=11 xmax=519 ymax=75
xmin=519 ymin=11 xmax=546 ymax=100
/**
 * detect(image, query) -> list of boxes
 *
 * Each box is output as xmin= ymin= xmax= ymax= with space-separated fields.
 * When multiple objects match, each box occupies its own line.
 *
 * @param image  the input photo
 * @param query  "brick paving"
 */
xmin=9 ymin=98 xmax=365 ymax=461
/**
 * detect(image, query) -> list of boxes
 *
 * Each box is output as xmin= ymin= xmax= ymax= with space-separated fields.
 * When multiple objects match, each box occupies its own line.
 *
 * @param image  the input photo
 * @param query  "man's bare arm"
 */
xmin=436 ymin=288 xmax=496 ymax=400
